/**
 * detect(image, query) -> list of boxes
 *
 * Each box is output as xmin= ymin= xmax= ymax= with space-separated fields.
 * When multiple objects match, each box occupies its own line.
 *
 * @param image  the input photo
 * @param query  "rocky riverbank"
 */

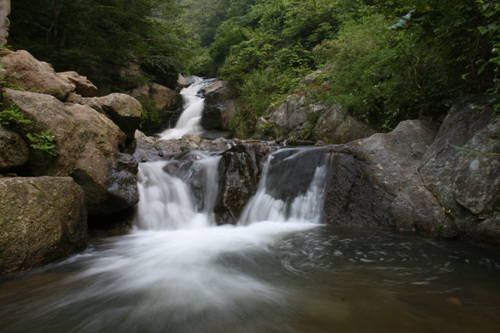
xmin=1 ymin=49 xmax=499 ymax=275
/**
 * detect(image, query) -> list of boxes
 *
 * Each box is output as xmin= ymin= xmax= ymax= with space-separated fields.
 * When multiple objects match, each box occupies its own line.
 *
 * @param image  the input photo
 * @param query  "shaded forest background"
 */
xmin=6 ymin=0 xmax=500 ymax=137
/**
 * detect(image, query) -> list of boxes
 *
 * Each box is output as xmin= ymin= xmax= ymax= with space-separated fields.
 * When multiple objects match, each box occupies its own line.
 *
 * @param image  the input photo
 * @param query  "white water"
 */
xmin=3 ymin=146 xmax=500 ymax=332
xmin=239 ymin=153 xmax=329 ymax=225
xmin=160 ymin=76 xmax=207 ymax=140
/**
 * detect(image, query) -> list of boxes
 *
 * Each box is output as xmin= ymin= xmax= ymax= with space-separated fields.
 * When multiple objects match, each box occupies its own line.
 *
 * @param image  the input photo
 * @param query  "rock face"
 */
xmin=81 ymin=93 xmax=142 ymax=143
xmin=57 ymin=71 xmax=98 ymax=97
xmin=267 ymin=95 xmax=312 ymax=136
xmin=0 ymin=176 xmax=87 ymax=274
xmin=3 ymin=89 xmax=139 ymax=216
xmin=264 ymin=95 xmax=374 ymax=143
xmin=129 ymin=83 xmax=183 ymax=133
xmin=202 ymin=80 xmax=237 ymax=130
xmin=324 ymin=120 xmax=450 ymax=236
xmin=419 ymin=95 xmax=500 ymax=243
xmin=1 ymin=50 xmax=73 ymax=101
xmin=0 ymin=125 xmax=28 ymax=172
xmin=215 ymin=143 xmax=276 ymax=224
xmin=313 ymin=104 xmax=376 ymax=143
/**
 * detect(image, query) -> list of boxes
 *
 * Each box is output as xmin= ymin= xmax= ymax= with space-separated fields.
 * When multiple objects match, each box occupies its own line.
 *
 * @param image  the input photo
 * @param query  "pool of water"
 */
xmin=1 ymin=224 xmax=499 ymax=333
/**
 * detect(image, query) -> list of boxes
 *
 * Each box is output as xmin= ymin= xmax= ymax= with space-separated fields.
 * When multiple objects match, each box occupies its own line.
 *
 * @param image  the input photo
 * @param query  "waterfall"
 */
xmin=239 ymin=149 xmax=331 ymax=225
xmin=136 ymin=151 xmax=221 ymax=230
xmin=136 ymin=146 xmax=332 ymax=230
xmin=160 ymin=76 xmax=208 ymax=140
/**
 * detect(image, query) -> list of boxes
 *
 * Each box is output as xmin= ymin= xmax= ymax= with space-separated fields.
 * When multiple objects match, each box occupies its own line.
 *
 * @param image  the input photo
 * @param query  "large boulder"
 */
xmin=0 ymin=176 xmax=87 ymax=274
xmin=267 ymin=95 xmax=314 ymax=136
xmin=324 ymin=120 xmax=450 ymax=236
xmin=80 ymin=93 xmax=142 ymax=143
xmin=129 ymin=83 xmax=183 ymax=133
xmin=3 ymin=88 xmax=139 ymax=216
xmin=419 ymin=95 xmax=500 ymax=243
xmin=313 ymin=104 xmax=376 ymax=143
xmin=1 ymin=50 xmax=73 ymax=101
xmin=0 ymin=124 xmax=28 ymax=172
xmin=202 ymin=80 xmax=237 ymax=130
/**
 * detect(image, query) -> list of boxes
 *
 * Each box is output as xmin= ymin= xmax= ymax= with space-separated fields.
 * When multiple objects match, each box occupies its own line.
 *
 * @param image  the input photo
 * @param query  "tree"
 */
xmin=8 ymin=0 xmax=189 ymax=92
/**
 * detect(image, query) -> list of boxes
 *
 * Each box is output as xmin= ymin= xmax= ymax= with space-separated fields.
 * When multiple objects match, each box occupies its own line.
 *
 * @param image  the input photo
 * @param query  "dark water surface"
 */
xmin=1 ymin=225 xmax=499 ymax=333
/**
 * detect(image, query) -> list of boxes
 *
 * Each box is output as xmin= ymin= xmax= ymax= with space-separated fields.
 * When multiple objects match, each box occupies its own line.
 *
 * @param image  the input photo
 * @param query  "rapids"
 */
xmin=1 ymin=78 xmax=500 ymax=333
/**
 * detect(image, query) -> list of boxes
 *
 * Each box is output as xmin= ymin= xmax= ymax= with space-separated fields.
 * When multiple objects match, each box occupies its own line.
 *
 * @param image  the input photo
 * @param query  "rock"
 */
xmin=80 ymin=93 xmax=142 ymax=143
xmin=202 ymin=80 xmax=237 ymax=130
xmin=0 ymin=176 xmax=87 ymax=274
xmin=130 ymin=83 xmax=183 ymax=134
xmin=57 ymin=71 xmax=98 ymax=97
xmin=3 ymin=89 xmax=139 ymax=216
xmin=132 ymin=130 xmax=201 ymax=162
xmin=419 ymin=95 xmax=500 ymax=234
xmin=313 ymin=104 xmax=376 ymax=143
xmin=0 ymin=125 xmax=28 ymax=172
xmin=203 ymin=80 xmax=225 ymax=95
xmin=130 ymin=83 xmax=182 ymax=113
xmin=469 ymin=215 xmax=500 ymax=248
xmin=215 ymin=143 xmax=276 ymax=225
xmin=1 ymin=50 xmax=73 ymax=101
xmin=324 ymin=120 xmax=449 ymax=236
xmin=267 ymin=95 xmax=314 ymax=134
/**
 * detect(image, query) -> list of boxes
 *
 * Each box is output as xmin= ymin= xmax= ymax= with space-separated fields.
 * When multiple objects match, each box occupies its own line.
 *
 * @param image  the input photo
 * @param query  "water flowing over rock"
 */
xmin=215 ymin=143 xmax=277 ymax=225
xmin=81 ymin=93 xmax=142 ymax=143
xmin=1 ymin=50 xmax=73 ymax=101
xmin=0 ymin=176 xmax=87 ymax=274
xmin=3 ymin=88 xmax=139 ymax=216
xmin=0 ymin=125 xmax=28 ymax=172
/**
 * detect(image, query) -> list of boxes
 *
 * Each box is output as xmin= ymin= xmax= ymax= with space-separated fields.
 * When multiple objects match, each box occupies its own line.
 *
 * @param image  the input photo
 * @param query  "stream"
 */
xmin=1 ymin=78 xmax=500 ymax=333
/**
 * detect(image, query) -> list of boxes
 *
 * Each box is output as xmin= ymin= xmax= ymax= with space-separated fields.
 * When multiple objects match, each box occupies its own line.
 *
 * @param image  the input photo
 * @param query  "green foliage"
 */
xmin=0 ymin=103 xmax=32 ymax=131
xmin=26 ymin=130 xmax=60 ymax=157
xmin=9 ymin=0 xmax=189 ymax=92
xmin=0 ymin=103 xmax=59 ymax=157
xmin=141 ymin=55 xmax=185 ymax=88
xmin=137 ymin=97 xmax=163 ymax=133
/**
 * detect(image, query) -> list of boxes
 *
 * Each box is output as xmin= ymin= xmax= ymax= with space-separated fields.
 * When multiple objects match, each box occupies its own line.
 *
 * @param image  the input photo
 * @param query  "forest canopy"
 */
xmin=7 ymin=0 xmax=500 ymax=137
xmin=8 ymin=0 xmax=189 ymax=92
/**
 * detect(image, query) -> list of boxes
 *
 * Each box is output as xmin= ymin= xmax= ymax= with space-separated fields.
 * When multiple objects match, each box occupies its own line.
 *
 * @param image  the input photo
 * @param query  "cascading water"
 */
xmin=2 ymin=99 xmax=500 ymax=332
xmin=160 ymin=76 xmax=208 ymax=140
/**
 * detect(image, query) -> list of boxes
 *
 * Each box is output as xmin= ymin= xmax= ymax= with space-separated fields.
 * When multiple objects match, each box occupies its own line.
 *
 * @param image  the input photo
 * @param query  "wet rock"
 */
xmin=0 ymin=125 xmax=28 ymax=172
xmin=0 ymin=176 xmax=87 ymax=274
xmin=132 ymin=130 xmax=201 ymax=162
xmin=215 ymin=143 xmax=277 ymax=225
xmin=265 ymin=147 xmax=326 ymax=201
xmin=1 ymin=50 xmax=73 ymax=101
xmin=324 ymin=120 xmax=447 ymax=236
